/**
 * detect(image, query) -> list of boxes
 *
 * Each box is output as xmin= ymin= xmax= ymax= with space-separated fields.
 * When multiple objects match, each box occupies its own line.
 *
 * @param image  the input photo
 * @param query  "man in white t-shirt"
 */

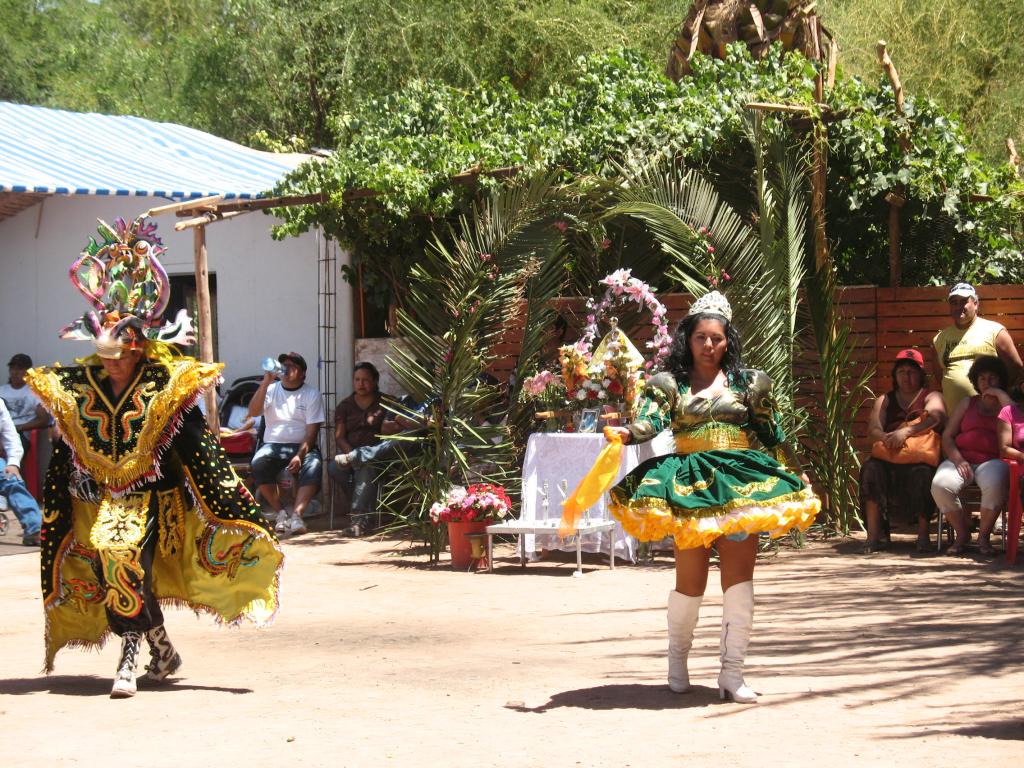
xmin=0 ymin=353 xmax=49 ymax=451
xmin=248 ymin=351 xmax=325 ymax=536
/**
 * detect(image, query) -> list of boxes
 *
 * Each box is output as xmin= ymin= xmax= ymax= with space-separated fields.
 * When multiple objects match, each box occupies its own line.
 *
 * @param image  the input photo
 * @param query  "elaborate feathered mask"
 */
xmin=60 ymin=217 xmax=195 ymax=358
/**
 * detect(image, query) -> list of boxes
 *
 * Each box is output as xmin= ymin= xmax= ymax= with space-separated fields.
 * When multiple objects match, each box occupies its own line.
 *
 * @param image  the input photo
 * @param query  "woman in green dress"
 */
xmin=606 ymin=291 xmax=819 ymax=703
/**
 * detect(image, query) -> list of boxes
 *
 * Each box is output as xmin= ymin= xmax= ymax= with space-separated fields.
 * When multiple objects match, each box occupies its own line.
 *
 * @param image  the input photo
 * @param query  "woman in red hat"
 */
xmin=860 ymin=348 xmax=947 ymax=552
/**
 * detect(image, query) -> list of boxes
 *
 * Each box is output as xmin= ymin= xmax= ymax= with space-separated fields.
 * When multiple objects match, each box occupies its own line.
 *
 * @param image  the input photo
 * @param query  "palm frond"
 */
xmin=802 ymin=261 xmax=874 ymax=535
xmin=382 ymin=172 xmax=569 ymax=560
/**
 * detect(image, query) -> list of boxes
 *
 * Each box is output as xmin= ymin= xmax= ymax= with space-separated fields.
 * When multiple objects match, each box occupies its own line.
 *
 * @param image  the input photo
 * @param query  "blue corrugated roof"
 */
xmin=0 ymin=101 xmax=312 ymax=200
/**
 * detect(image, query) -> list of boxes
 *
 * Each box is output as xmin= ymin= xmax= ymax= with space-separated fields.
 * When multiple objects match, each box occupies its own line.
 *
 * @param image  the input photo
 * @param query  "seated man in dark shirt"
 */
xmin=329 ymin=362 xmax=407 ymax=536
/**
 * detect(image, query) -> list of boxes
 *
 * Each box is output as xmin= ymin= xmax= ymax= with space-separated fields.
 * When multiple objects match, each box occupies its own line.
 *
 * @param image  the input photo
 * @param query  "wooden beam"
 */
xmin=174 ymin=209 xmax=246 ymax=231
xmin=451 ymin=165 xmax=522 ymax=185
xmin=746 ymin=102 xmax=814 ymax=115
xmin=877 ymin=40 xmax=908 ymax=287
xmin=193 ymin=225 xmax=219 ymax=433
xmin=145 ymin=194 xmax=223 ymax=218
xmin=163 ymin=163 xmax=518 ymax=226
xmin=824 ymin=24 xmax=838 ymax=89
xmin=876 ymin=41 xmax=904 ymax=113
xmin=811 ymin=88 xmax=830 ymax=273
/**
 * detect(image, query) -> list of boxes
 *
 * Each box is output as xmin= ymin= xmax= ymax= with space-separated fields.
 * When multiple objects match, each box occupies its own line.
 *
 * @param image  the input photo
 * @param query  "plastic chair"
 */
xmin=1004 ymin=459 xmax=1023 ymax=565
xmin=22 ymin=429 xmax=40 ymax=500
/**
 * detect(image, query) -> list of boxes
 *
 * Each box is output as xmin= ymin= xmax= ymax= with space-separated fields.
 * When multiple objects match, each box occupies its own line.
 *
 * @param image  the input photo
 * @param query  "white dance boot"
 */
xmin=110 ymin=631 xmax=143 ymax=699
xmin=667 ymin=590 xmax=703 ymax=693
xmin=718 ymin=581 xmax=757 ymax=704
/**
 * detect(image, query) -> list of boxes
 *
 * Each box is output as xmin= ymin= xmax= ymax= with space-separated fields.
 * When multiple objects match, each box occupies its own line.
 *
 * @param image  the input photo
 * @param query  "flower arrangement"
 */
xmin=578 ymin=269 xmax=671 ymax=373
xmin=576 ymin=326 xmax=645 ymax=406
xmin=429 ymin=483 xmax=513 ymax=524
xmin=520 ymin=369 xmax=567 ymax=408
xmin=558 ymin=344 xmax=591 ymax=398
xmin=520 ymin=270 xmax=666 ymax=426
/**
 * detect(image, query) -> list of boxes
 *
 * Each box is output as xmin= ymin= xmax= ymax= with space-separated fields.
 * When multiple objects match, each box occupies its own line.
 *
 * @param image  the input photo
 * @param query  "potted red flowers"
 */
xmin=430 ymin=484 xmax=513 ymax=569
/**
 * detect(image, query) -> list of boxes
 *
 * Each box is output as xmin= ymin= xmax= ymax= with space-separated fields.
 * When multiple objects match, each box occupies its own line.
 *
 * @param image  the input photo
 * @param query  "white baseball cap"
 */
xmin=948 ymin=282 xmax=978 ymax=300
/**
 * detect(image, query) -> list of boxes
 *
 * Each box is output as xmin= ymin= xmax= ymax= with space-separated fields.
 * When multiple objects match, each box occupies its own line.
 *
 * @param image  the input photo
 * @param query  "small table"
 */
xmin=486 ymin=519 xmax=617 ymax=577
xmin=519 ymin=431 xmax=674 ymax=562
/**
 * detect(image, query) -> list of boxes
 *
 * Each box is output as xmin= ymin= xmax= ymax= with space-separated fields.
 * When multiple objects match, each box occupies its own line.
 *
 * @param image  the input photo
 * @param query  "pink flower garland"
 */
xmin=578 ymin=269 xmax=671 ymax=372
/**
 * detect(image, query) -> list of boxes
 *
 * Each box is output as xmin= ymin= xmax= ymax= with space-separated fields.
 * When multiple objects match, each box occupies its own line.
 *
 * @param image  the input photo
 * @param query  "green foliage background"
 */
xmin=268 ymin=43 xmax=1023 ymax=303
xmin=3 ymin=0 xmax=1021 ymax=163
xmin=820 ymin=0 xmax=1024 ymax=165
xmin=4 ymin=0 xmax=1021 ymax=297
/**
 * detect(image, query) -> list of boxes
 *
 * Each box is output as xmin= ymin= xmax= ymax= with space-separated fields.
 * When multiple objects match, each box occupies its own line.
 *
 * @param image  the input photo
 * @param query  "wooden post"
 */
xmin=1008 ymin=138 xmax=1021 ymax=177
xmin=876 ymin=41 xmax=904 ymax=112
xmin=885 ymin=191 xmax=906 ymax=286
xmin=811 ymin=68 xmax=830 ymax=273
xmin=193 ymin=224 xmax=219 ymax=433
xmin=745 ymin=98 xmax=831 ymax=272
xmin=877 ymin=40 xmax=908 ymax=286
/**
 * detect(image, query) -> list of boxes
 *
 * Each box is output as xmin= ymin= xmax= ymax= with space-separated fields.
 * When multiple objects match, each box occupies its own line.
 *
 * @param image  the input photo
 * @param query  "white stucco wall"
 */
xmin=0 ymin=195 xmax=353 ymax=396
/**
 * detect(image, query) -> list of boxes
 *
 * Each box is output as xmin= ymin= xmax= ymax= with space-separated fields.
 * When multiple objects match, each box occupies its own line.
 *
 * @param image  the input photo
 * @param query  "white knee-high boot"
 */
xmin=718 ymin=580 xmax=757 ymax=703
xmin=667 ymin=590 xmax=703 ymax=693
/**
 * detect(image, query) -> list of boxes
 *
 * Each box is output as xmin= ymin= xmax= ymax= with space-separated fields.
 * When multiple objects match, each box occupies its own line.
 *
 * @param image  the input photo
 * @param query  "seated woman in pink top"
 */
xmin=997 ymin=390 xmax=1024 ymax=461
xmin=931 ymin=356 xmax=1012 ymax=556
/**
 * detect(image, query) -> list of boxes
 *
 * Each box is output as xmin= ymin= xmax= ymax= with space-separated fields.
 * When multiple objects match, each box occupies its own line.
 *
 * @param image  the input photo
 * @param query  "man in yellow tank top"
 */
xmin=932 ymin=282 xmax=1022 ymax=412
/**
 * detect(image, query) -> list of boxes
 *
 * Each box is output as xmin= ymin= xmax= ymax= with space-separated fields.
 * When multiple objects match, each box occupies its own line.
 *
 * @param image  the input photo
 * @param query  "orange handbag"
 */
xmin=870 ymin=413 xmax=940 ymax=467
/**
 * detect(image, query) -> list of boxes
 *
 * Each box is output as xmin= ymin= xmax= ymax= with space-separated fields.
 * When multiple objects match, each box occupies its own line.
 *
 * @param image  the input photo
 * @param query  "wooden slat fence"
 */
xmin=489 ymin=285 xmax=1024 ymax=457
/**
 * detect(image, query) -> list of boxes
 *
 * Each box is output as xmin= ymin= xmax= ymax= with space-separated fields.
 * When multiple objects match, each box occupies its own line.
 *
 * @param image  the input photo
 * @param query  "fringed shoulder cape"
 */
xmin=609 ymin=369 xmax=820 ymax=549
xmin=27 ymin=359 xmax=284 ymax=671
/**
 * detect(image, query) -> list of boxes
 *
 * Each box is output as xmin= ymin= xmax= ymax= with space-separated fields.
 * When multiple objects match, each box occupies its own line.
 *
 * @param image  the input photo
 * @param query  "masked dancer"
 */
xmin=27 ymin=217 xmax=284 ymax=698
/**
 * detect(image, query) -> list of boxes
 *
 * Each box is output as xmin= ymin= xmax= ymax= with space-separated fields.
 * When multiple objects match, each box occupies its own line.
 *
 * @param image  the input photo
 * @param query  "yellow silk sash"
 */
xmin=558 ymin=428 xmax=625 ymax=538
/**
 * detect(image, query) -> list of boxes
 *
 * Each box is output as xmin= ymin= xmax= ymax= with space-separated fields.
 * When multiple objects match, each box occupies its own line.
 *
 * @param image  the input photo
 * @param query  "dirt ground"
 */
xmin=1 ymin=523 xmax=1022 ymax=768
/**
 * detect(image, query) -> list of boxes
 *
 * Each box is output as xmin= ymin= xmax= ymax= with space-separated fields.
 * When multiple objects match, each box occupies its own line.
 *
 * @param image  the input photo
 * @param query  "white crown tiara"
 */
xmin=687 ymin=290 xmax=732 ymax=322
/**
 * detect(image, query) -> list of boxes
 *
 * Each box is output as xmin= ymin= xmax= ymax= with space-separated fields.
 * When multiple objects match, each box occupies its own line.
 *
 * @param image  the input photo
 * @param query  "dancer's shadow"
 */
xmin=506 ymin=683 xmax=722 ymax=712
xmin=0 ymin=675 xmax=252 ymax=696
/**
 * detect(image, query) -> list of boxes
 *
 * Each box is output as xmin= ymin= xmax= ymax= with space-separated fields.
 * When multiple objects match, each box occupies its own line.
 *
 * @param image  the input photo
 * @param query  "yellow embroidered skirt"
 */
xmin=608 ymin=449 xmax=820 ymax=549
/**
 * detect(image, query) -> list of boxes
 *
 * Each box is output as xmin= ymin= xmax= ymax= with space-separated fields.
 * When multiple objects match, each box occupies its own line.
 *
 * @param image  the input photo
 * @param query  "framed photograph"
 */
xmin=578 ymin=408 xmax=600 ymax=433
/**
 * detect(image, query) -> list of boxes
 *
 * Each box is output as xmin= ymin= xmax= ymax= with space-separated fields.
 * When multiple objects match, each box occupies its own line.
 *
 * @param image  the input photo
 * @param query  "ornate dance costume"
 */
xmin=609 ymin=369 xmax=819 ymax=548
xmin=28 ymin=358 xmax=283 ymax=671
xmin=28 ymin=216 xmax=283 ymax=697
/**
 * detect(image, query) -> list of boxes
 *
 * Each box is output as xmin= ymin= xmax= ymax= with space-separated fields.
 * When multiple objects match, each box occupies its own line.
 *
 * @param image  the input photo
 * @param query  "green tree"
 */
xmin=820 ymin=0 xmax=1024 ymax=164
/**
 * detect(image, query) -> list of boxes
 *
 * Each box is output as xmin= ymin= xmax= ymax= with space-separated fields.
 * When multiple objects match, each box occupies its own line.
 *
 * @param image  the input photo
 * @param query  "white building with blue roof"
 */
xmin=0 ymin=101 xmax=353 ymax=405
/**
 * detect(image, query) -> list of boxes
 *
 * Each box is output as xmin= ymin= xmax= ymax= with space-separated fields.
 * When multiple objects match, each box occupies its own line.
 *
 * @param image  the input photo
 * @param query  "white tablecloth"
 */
xmin=519 ymin=430 xmax=673 ymax=562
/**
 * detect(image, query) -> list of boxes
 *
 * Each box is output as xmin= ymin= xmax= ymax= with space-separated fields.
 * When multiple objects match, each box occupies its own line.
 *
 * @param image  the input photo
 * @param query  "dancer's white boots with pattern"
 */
xmin=110 ymin=631 xmax=143 ymax=699
xmin=144 ymin=625 xmax=183 ymax=682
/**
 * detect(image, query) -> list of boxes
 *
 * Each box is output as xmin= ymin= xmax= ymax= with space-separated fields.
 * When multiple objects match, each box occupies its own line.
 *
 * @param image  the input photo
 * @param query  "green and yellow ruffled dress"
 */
xmin=609 ymin=370 xmax=820 ymax=549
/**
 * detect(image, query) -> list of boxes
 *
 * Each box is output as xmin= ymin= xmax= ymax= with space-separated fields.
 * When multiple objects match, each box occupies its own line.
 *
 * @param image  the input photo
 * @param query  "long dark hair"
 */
xmin=665 ymin=312 xmax=744 ymax=385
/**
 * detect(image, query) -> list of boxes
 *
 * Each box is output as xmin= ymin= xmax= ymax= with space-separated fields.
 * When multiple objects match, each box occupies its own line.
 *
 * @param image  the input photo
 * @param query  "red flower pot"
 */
xmin=447 ymin=520 xmax=490 ymax=570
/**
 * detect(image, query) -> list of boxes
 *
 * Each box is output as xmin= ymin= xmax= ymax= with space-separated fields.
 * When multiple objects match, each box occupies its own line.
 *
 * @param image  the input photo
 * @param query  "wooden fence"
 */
xmin=490 ymin=285 xmax=1024 ymax=456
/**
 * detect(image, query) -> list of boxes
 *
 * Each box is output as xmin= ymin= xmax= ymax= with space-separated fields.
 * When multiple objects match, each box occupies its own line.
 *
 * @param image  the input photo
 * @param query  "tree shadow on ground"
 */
xmin=521 ymin=546 xmax=1024 ymax=726
xmin=0 ymin=675 xmax=252 ymax=696
xmin=903 ymin=718 xmax=1024 ymax=741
